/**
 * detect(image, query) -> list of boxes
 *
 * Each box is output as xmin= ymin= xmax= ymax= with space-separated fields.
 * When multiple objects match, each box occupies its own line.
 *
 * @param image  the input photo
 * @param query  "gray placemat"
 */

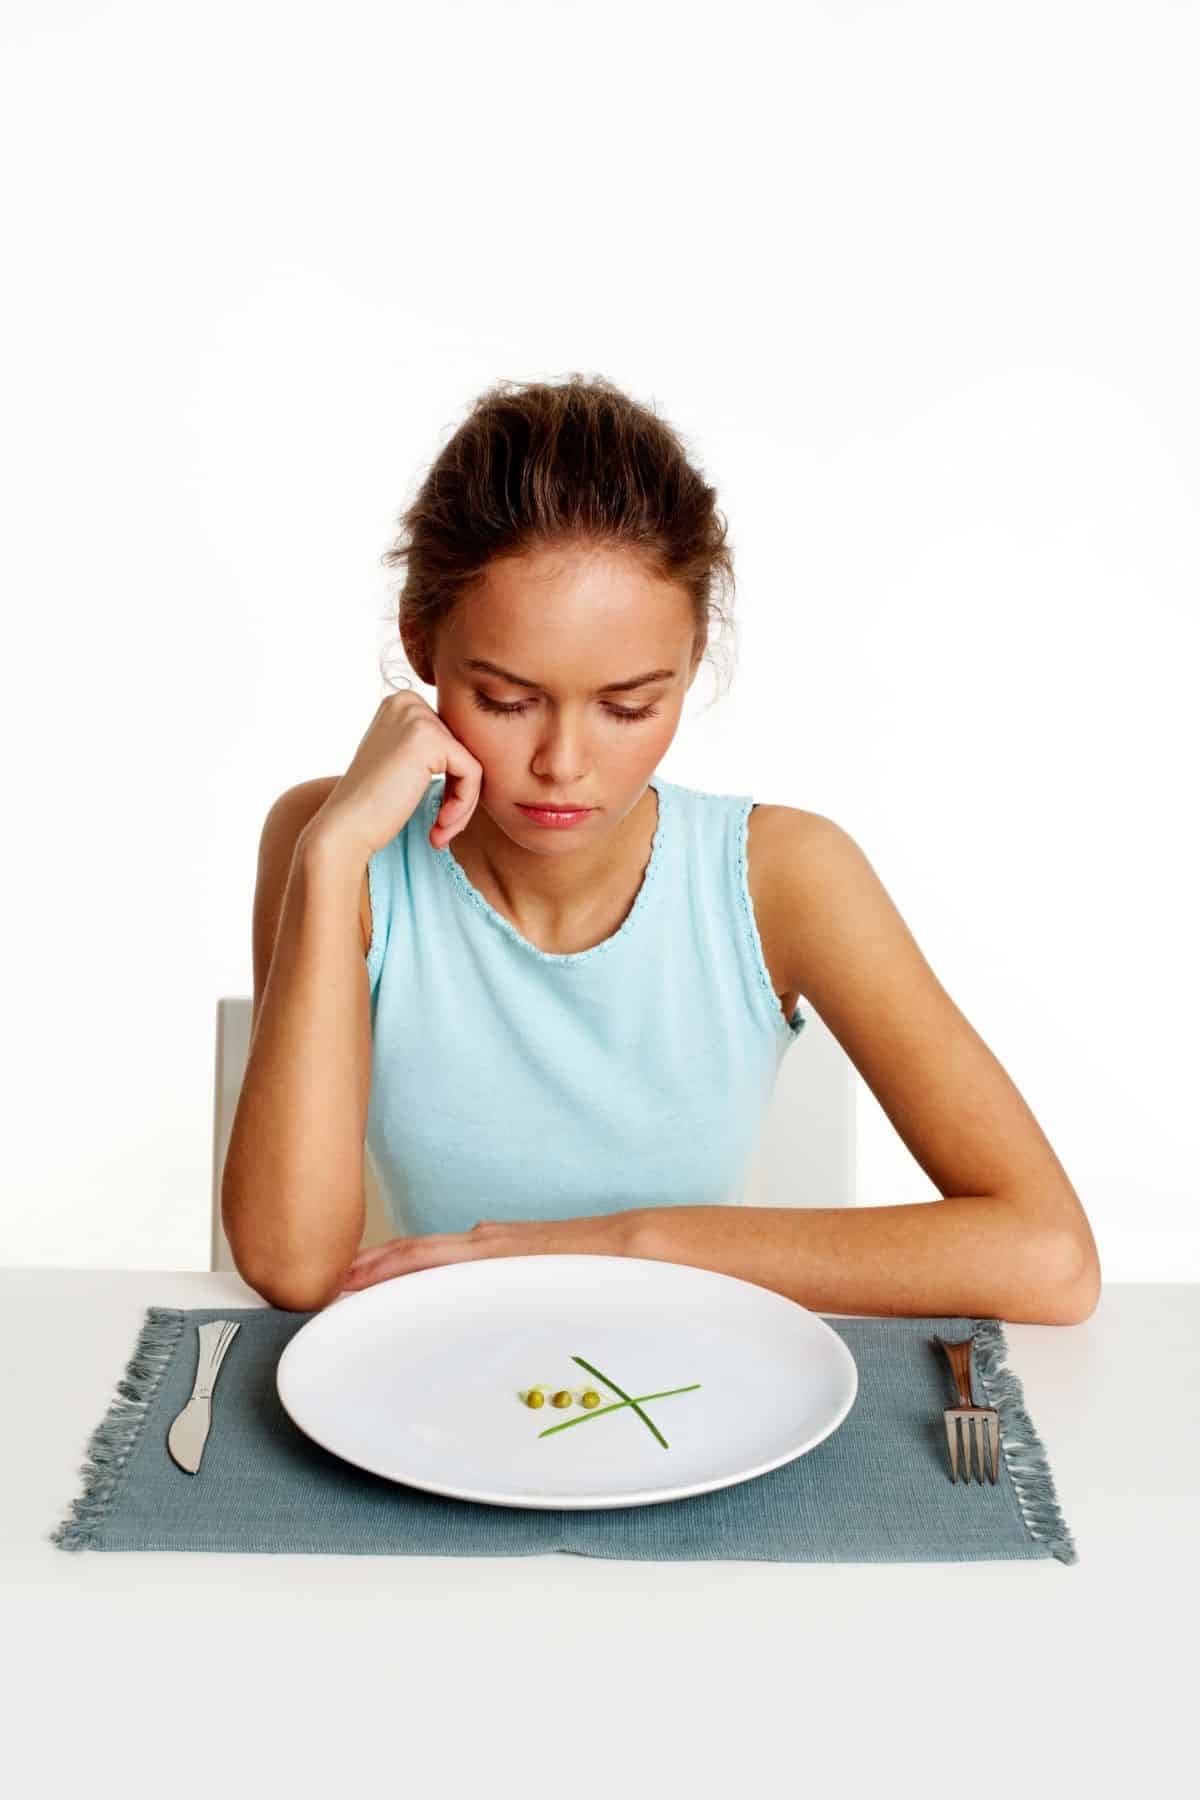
xmin=49 ymin=1306 xmax=1078 ymax=1564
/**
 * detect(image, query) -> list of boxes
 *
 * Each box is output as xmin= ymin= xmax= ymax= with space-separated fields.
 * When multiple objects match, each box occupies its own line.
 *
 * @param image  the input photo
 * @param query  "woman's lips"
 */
xmin=517 ymin=804 xmax=594 ymax=829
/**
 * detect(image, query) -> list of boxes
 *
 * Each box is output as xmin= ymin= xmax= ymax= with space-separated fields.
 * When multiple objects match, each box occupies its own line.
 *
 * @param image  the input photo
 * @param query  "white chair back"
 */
xmin=211 ymin=996 xmax=854 ymax=1273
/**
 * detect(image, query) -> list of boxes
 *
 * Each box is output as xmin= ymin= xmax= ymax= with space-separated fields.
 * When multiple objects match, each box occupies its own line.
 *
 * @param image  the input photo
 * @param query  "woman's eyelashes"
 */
xmin=471 ymin=691 xmax=660 ymax=724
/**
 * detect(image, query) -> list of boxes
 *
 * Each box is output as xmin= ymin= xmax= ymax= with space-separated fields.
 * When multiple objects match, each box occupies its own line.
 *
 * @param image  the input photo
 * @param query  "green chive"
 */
xmin=536 ymin=1382 xmax=702 ymax=1440
xmin=570 ymin=1354 xmax=668 ymax=1446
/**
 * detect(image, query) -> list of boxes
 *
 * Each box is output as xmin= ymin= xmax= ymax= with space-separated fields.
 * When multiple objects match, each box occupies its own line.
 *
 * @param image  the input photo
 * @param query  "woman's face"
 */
xmin=428 ymin=544 xmax=702 ymax=848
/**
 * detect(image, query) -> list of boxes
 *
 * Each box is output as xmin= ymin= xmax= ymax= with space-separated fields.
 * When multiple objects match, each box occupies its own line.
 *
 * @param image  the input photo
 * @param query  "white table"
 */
xmin=4 ymin=1270 xmax=1193 ymax=1798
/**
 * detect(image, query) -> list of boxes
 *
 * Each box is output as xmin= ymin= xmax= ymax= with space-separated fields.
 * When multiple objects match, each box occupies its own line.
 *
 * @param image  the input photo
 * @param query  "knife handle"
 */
xmin=193 ymin=1320 xmax=239 ymax=1399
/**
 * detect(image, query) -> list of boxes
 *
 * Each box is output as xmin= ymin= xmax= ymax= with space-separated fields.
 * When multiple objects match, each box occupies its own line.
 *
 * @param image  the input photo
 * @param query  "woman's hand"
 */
xmin=335 ymin=1211 xmax=642 ymax=1296
xmin=312 ymin=690 xmax=485 ymax=865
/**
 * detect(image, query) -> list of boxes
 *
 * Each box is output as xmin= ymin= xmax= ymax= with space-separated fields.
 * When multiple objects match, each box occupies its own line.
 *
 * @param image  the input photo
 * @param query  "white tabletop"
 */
xmin=4 ymin=1270 xmax=1192 ymax=1797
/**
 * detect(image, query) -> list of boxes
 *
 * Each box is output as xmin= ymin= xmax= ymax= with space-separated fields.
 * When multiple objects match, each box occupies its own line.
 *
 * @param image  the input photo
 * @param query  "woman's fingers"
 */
xmin=347 ymin=1237 xmax=410 ymax=1270
xmin=343 ymin=1233 xmax=464 ymax=1287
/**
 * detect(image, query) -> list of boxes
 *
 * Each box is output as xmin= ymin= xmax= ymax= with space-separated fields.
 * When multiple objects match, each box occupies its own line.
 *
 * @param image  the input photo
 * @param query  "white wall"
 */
xmin=3 ymin=0 xmax=1196 ymax=1280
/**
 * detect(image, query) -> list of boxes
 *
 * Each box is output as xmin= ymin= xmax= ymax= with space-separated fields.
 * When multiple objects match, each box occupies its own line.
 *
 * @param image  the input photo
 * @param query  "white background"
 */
xmin=2 ymin=0 xmax=1196 ymax=1278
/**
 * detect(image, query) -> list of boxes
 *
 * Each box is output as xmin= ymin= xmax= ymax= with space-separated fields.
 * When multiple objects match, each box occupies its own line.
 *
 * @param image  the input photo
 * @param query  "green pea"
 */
xmin=525 ymin=1388 xmax=545 ymax=1409
xmin=551 ymin=1389 xmax=573 ymax=1408
xmin=581 ymin=1389 xmax=600 ymax=1409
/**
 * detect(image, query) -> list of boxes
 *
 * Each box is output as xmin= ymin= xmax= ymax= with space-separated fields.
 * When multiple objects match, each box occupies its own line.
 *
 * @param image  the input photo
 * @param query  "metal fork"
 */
xmin=933 ymin=1333 xmax=1000 ymax=1483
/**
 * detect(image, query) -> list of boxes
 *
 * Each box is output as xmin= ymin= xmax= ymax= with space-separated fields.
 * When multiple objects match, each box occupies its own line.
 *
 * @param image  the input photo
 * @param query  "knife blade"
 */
xmin=167 ymin=1319 xmax=240 ymax=1474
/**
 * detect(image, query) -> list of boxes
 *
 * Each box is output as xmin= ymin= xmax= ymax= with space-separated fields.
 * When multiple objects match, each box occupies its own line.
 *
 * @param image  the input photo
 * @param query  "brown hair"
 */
xmin=378 ymin=373 xmax=736 ymax=707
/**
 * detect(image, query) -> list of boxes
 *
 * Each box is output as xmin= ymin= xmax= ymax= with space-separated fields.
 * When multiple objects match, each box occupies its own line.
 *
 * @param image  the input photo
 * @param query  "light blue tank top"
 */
xmin=363 ymin=772 xmax=806 ymax=1237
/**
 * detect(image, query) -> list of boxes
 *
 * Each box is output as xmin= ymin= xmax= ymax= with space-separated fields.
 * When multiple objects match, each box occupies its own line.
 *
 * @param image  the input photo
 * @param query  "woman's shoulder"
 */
xmin=743 ymin=801 xmax=840 ymax=1003
xmin=745 ymin=799 xmax=849 ymax=896
xmin=665 ymin=778 xmax=825 ymax=849
xmin=660 ymin=779 xmax=828 ymax=878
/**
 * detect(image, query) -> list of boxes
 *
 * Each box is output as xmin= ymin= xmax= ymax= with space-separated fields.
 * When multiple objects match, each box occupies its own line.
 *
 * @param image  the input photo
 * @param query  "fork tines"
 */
xmin=943 ymin=1406 xmax=1000 ymax=1483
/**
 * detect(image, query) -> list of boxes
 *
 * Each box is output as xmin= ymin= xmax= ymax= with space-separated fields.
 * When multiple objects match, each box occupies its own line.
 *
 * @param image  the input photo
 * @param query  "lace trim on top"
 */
xmin=735 ymin=796 xmax=807 ymax=1045
xmin=431 ymin=776 xmax=670 ymax=966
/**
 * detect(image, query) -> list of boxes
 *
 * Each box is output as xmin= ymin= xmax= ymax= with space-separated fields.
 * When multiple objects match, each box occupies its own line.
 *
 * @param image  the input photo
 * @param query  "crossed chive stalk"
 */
xmin=532 ymin=1354 xmax=701 ymax=1451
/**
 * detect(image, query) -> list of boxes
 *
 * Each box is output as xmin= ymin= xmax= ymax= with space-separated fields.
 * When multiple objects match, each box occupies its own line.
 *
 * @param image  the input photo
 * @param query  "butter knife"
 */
xmin=167 ymin=1319 xmax=240 ymax=1474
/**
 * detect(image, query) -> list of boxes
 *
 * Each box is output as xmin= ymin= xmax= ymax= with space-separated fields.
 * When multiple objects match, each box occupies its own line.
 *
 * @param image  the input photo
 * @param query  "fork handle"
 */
xmin=935 ymin=1335 xmax=977 ymax=1408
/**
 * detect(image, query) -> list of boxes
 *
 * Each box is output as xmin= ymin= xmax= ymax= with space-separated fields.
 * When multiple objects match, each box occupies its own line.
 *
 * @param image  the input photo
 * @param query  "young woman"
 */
xmin=222 ymin=375 xmax=1101 ymax=1325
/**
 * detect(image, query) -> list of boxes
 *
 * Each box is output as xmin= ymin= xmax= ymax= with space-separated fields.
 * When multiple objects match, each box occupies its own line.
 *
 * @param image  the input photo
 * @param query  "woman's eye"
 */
xmin=603 ymin=703 xmax=660 ymax=723
xmin=471 ymin=692 xmax=659 ymax=724
xmin=472 ymin=693 xmax=533 ymax=717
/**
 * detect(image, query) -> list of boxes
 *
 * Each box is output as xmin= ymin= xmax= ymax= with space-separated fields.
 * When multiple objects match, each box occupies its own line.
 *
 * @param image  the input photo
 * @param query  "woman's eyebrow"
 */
xmin=462 ymin=658 xmax=677 ymax=693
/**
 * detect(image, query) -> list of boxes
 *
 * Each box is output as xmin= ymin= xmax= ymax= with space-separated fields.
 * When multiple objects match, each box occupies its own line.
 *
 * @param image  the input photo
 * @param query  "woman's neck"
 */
xmin=447 ymin=781 xmax=659 ymax=947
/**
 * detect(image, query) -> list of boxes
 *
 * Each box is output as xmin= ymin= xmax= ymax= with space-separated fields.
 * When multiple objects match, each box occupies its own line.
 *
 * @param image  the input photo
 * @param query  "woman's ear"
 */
xmin=399 ymin=618 xmax=435 ymax=688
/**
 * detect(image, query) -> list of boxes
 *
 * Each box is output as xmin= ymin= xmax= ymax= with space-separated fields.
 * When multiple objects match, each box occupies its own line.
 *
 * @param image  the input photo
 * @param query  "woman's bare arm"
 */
xmin=638 ymin=808 xmax=1102 ymax=1324
xmin=221 ymin=787 xmax=373 ymax=1311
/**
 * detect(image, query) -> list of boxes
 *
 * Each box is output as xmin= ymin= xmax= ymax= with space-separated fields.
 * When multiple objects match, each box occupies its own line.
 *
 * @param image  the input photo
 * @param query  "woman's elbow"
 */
xmin=1051 ymin=1237 xmax=1103 ymax=1325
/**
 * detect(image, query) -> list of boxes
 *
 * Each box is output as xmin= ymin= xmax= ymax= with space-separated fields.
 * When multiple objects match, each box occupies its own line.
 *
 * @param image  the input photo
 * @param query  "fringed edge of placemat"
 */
xmin=48 ymin=1305 xmax=187 ymax=1552
xmin=971 ymin=1317 xmax=1079 ymax=1566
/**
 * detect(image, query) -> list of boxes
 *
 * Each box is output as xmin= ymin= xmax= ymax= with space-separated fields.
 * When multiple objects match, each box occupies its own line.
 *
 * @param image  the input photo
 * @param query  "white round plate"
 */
xmin=275 ymin=1254 xmax=859 ymax=1509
